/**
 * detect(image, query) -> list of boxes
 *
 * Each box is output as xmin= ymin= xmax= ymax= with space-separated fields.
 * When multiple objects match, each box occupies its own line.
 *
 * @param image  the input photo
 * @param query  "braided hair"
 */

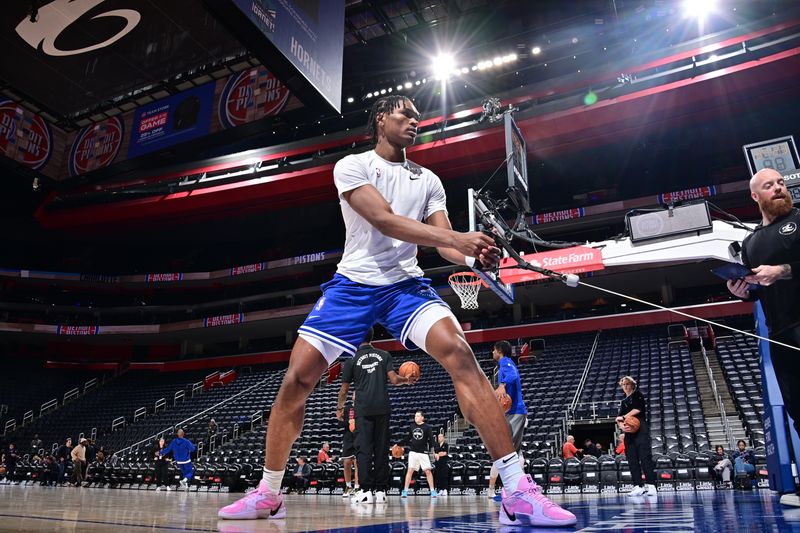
xmin=367 ymin=95 xmax=413 ymax=145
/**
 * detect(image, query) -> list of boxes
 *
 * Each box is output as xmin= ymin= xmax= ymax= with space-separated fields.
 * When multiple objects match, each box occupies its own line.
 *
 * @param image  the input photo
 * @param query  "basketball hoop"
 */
xmin=448 ymin=271 xmax=483 ymax=310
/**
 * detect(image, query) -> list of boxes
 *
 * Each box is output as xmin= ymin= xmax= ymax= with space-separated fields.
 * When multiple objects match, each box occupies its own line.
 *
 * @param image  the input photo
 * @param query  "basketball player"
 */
xmin=218 ymin=95 xmax=576 ymax=527
xmin=616 ymin=376 xmax=656 ymax=497
xmin=399 ymin=411 xmax=437 ymax=498
xmin=487 ymin=340 xmax=528 ymax=499
xmin=337 ymin=329 xmax=415 ymax=504
xmin=159 ymin=429 xmax=195 ymax=491
xmin=338 ymin=397 xmax=359 ymax=498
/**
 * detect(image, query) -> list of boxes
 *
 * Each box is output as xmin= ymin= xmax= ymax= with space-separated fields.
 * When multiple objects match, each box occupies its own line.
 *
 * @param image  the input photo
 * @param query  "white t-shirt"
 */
xmin=333 ymin=150 xmax=448 ymax=285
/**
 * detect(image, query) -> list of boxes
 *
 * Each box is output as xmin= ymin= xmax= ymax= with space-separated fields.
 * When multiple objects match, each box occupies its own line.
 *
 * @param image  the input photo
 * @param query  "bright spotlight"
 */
xmin=415 ymin=80 xmax=421 ymax=85
xmin=397 ymin=84 xmax=403 ymax=90
xmin=380 ymin=89 xmax=386 ymax=94
xmin=366 ymin=92 xmax=373 ymax=98
xmin=387 ymin=87 xmax=392 ymax=92
xmin=404 ymin=81 xmax=412 ymax=89
xmin=347 ymin=97 xmax=354 ymax=103
xmin=461 ymin=67 xmax=469 ymax=74
xmin=493 ymin=57 xmax=502 ymax=65
xmin=531 ymin=46 xmax=542 ymax=55
xmin=431 ymin=53 xmax=456 ymax=80
xmin=683 ymin=0 xmax=717 ymax=19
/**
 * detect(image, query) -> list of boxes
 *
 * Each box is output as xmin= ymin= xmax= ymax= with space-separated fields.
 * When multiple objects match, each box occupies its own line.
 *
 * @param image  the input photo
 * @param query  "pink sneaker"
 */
xmin=499 ymin=475 xmax=577 ymax=527
xmin=218 ymin=480 xmax=286 ymax=520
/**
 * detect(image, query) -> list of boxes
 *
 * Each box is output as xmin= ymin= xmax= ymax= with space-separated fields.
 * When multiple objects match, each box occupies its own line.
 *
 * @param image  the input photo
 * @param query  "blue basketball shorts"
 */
xmin=178 ymin=461 xmax=193 ymax=480
xmin=298 ymin=274 xmax=452 ymax=359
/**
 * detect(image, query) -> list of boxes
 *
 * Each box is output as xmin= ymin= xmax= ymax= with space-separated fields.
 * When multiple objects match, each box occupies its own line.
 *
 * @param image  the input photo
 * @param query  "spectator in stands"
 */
xmin=317 ymin=442 xmax=334 ymax=464
xmin=562 ymin=436 xmax=580 ymax=459
xmin=338 ymin=399 xmax=359 ymax=498
xmin=153 ymin=437 xmax=171 ymax=491
xmin=208 ymin=418 xmax=218 ymax=438
xmin=733 ymin=440 xmax=756 ymax=480
xmin=399 ymin=411 xmax=437 ymax=499
xmin=487 ymin=340 xmax=528 ymax=499
xmin=290 ymin=457 xmax=311 ymax=493
xmin=30 ymin=434 xmax=42 ymax=456
xmin=595 ymin=442 xmax=605 ymax=456
xmin=41 ymin=455 xmax=59 ymax=486
xmin=726 ymin=168 xmax=800 ymax=507
xmin=583 ymin=439 xmax=600 ymax=457
xmin=96 ymin=447 xmax=107 ymax=464
xmin=3 ymin=444 xmax=19 ymax=483
xmin=614 ymin=434 xmax=625 ymax=456
xmin=160 ymin=429 xmax=196 ymax=491
xmin=616 ymin=376 xmax=657 ymax=498
xmin=56 ymin=437 xmax=72 ymax=484
xmin=70 ymin=438 xmax=87 ymax=487
xmin=337 ymin=328 xmax=415 ymax=504
xmin=85 ymin=439 xmax=97 ymax=465
xmin=433 ymin=433 xmax=450 ymax=497
xmin=712 ymin=445 xmax=733 ymax=487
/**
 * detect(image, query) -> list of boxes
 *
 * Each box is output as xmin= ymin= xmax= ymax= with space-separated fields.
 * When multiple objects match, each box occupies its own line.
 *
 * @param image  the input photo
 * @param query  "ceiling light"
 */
xmin=347 ymin=97 xmax=354 ymax=103
xmin=397 ymin=84 xmax=403 ymax=90
xmin=493 ymin=57 xmax=502 ymax=65
xmin=415 ymin=80 xmax=421 ymax=85
xmin=461 ymin=67 xmax=469 ymax=74
xmin=683 ymin=0 xmax=717 ymax=19
xmin=431 ymin=53 xmax=456 ymax=80
xmin=404 ymin=81 xmax=412 ymax=89
xmin=366 ymin=92 xmax=373 ymax=98
xmin=532 ymin=46 xmax=542 ymax=55
xmin=380 ymin=89 xmax=386 ymax=94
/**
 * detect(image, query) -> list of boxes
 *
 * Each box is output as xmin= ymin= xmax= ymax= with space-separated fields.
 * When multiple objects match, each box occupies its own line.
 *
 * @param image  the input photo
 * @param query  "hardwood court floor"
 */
xmin=1 ymin=485 xmax=799 ymax=532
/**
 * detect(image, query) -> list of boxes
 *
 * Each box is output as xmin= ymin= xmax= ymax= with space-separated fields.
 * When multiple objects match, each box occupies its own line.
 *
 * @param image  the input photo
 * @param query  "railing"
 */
xmin=700 ymin=344 xmax=734 ymax=447
xmin=155 ymin=398 xmax=166 ymax=413
xmin=111 ymin=416 xmax=126 ymax=431
xmin=133 ymin=407 xmax=147 ymax=422
xmin=116 ymin=371 xmax=281 ymax=458
xmin=191 ymin=381 xmax=203 ymax=397
xmin=63 ymin=387 xmax=80 ymax=403
xmin=174 ymin=390 xmax=185 ymax=405
xmin=3 ymin=419 xmax=15 ymax=435
xmin=22 ymin=410 xmax=33 ymax=425
xmin=197 ymin=440 xmax=204 ymax=459
xmin=84 ymin=377 xmax=99 ymax=393
xmin=233 ymin=423 xmax=239 ymax=441
xmin=40 ymin=399 xmax=57 ymax=416
xmin=250 ymin=410 xmax=263 ymax=431
xmin=91 ymin=427 xmax=97 ymax=441
xmin=569 ymin=331 xmax=601 ymax=412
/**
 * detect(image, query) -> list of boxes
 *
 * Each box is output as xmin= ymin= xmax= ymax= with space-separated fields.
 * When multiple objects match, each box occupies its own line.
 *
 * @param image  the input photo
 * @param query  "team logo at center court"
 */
xmin=780 ymin=222 xmax=797 ymax=235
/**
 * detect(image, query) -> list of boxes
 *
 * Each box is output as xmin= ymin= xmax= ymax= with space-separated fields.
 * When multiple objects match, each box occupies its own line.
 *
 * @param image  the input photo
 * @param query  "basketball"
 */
xmin=391 ymin=444 xmax=404 ymax=459
xmin=498 ymin=393 xmax=512 ymax=412
xmin=398 ymin=361 xmax=420 ymax=380
xmin=623 ymin=415 xmax=641 ymax=434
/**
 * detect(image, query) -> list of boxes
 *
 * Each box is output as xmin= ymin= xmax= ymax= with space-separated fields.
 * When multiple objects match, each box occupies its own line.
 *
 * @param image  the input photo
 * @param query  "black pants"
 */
xmin=771 ymin=325 xmax=800 ymax=436
xmin=625 ymin=429 xmax=655 ymax=486
xmin=290 ymin=476 xmax=309 ymax=491
xmin=355 ymin=414 xmax=390 ymax=492
xmin=434 ymin=459 xmax=450 ymax=491
xmin=154 ymin=460 xmax=169 ymax=486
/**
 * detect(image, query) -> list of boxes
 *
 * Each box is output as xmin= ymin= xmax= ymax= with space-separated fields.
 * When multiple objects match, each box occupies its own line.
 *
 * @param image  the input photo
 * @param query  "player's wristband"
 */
xmin=464 ymin=256 xmax=476 ymax=268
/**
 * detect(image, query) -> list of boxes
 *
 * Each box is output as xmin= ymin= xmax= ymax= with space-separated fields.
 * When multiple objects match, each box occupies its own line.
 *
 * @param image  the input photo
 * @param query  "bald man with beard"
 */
xmin=727 ymin=167 xmax=800 ymax=507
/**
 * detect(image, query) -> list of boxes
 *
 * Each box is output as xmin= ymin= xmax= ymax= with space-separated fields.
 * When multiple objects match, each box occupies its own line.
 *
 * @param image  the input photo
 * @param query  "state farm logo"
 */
xmin=219 ymin=69 xmax=290 ymax=129
xmin=68 ymin=117 xmax=123 ymax=176
xmin=0 ymin=100 xmax=52 ymax=170
xmin=16 ymin=0 xmax=141 ymax=57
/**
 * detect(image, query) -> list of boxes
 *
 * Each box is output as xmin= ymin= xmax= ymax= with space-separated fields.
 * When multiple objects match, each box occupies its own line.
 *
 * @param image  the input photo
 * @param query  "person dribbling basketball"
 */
xmin=616 ymin=375 xmax=657 ymax=497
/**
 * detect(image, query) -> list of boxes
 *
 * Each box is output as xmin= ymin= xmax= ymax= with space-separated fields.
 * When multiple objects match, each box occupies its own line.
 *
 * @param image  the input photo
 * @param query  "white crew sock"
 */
xmin=262 ymin=468 xmax=284 ymax=494
xmin=495 ymin=451 xmax=525 ymax=492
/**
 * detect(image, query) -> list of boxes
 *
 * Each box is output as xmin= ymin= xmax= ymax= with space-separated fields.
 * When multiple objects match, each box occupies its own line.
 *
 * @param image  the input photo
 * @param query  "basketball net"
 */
xmin=448 ymin=272 xmax=482 ymax=310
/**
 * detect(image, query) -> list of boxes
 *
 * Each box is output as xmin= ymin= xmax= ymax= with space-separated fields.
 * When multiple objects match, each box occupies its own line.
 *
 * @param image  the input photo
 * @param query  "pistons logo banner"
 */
xmin=69 ymin=117 xmax=124 ymax=176
xmin=219 ymin=68 xmax=290 ymax=129
xmin=0 ymin=99 xmax=52 ymax=170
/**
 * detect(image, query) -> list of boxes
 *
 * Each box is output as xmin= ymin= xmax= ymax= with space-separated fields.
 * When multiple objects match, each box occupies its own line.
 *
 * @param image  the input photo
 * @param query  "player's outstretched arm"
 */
xmin=343 ymin=185 xmax=495 ymax=258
